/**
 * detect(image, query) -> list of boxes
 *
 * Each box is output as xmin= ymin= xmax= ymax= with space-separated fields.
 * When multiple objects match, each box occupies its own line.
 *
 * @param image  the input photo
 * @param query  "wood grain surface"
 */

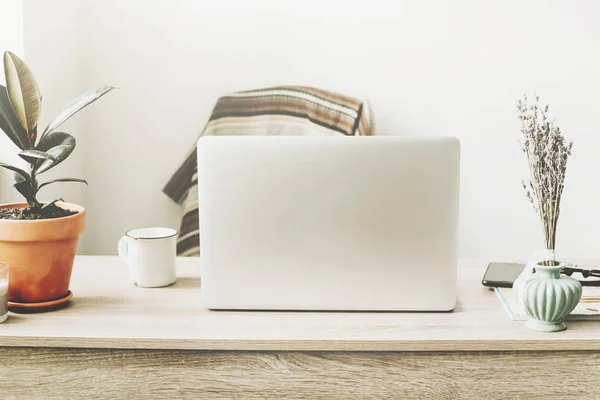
xmin=0 ymin=347 xmax=598 ymax=400
xmin=1 ymin=256 xmax=600 ymax=351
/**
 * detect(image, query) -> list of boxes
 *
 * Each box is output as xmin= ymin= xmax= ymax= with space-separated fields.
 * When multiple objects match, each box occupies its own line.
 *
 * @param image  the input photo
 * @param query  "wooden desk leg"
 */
xmin=0 ymin=348 xmax=598 ymax=399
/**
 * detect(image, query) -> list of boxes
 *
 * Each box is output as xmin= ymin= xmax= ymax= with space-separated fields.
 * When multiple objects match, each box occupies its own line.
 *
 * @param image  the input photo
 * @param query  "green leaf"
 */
xmin=13 ymin=172 xmax=37 ymax=206
xmin=13 ymin=179 xmax=37 ymax=205
xmin=41 ymin=198 xmax=64 ymax=210
xmin=14 ymin=171 xmax=27 ymax=184
xmin=35 ymin=131 xmax=75 ymax=174
xmin=29 ymin=125 xmax=38 ymax=149
xmin=36 ymin=178 xmax=87 ymax=193
xmin=18 ymin=149 xmax=56 ymax=164
xmin=0 ymin=161 xmax=31 ymax=181
xmin=0 ymin=84 xmax=29 ymax=149
xmin=3 ymin=51 xmax=41 ymax=136
xmin=41 ymin=86 xmax=117 ymax=139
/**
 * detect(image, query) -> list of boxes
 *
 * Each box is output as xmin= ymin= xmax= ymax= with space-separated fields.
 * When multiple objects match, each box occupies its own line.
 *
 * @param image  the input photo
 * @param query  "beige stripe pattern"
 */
xmin=163 ymin=85 xmax=375 ymax=256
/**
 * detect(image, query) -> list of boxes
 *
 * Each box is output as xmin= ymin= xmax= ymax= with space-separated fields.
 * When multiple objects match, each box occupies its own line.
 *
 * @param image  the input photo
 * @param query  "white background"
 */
xmin=0 ymin=0 xmax=24 ymax=199
xmin=1 ymin=0 xmax=599 ymax=260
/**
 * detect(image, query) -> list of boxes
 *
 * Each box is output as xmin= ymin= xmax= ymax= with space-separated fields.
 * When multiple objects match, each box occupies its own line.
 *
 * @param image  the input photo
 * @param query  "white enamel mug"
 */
xmin=118 ymin=227 xmax=178 ymax=287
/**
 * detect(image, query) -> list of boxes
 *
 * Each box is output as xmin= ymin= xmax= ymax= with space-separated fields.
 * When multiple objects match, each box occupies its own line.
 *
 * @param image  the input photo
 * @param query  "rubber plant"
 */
xmin=0 ymin=50 xmax=116 ymax=307
xmin=0 ymin=51 xmax=116 ymax=216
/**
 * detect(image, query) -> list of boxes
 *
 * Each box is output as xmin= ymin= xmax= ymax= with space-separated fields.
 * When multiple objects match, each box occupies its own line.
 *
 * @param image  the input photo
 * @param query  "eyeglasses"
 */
xmin=561 ymin=266 xmax=600 ymax=286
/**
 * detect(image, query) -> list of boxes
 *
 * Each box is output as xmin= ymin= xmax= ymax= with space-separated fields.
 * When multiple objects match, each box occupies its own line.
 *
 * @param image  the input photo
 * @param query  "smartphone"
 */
xmin=482 ymin=262 xmax=526 ymax=288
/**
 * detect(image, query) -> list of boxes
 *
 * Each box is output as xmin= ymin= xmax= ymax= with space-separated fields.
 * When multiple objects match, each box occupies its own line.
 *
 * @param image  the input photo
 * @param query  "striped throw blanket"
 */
xmin=163 ymin=86 xmax=375 ymax=257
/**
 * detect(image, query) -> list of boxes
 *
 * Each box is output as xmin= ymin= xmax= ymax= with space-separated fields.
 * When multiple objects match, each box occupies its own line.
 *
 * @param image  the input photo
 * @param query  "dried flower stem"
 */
xmin=517 ymin=95 xmax=572 ymax=266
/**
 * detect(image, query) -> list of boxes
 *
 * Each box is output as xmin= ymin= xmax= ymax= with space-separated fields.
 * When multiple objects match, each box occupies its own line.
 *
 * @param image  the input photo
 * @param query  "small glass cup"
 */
xmin=0 ymin=262 xmax=8 ymax=323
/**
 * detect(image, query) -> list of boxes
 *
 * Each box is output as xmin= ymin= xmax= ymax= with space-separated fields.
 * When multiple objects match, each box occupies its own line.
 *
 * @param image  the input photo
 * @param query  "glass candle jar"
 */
xmin=0 ymin=262 xmax=8 ymax=323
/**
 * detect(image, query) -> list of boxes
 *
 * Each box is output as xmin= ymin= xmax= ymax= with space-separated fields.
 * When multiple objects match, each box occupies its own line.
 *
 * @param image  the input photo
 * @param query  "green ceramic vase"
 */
xmin=522 ymin=261 xmax=582 ymax=332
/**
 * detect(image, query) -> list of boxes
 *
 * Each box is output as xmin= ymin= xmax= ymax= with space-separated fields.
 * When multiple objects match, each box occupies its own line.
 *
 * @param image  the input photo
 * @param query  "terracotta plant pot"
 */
xmin=0 ymin=202 xmax=85 ymax=304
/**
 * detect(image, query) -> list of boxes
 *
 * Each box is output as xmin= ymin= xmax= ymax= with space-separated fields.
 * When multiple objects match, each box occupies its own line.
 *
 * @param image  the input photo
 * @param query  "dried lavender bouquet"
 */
xmin=518 ymin=95 xmax=573 ymax=265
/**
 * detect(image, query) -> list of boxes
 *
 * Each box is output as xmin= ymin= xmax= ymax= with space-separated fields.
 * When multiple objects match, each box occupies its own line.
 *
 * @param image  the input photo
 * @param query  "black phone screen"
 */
xmin=482 ymin=263 xmax=526 ymax=288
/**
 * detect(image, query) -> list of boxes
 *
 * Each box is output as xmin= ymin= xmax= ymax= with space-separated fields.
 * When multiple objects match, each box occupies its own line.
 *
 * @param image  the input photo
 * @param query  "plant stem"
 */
xmin=30 ymin=163 xmax=40 ymax=208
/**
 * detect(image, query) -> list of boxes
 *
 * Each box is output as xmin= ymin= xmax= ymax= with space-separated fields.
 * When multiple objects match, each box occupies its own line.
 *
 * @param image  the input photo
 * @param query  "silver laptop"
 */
xmin=197 ymin=135 xmax=460 ymax=311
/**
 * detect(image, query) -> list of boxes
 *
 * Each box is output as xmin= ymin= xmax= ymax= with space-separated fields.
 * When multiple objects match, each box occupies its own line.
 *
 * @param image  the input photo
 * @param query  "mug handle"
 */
xmin=118 ymin=236 xmax=130 ymax=266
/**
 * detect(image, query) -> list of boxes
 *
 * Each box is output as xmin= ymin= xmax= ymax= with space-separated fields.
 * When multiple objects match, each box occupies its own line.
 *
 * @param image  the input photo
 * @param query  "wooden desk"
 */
xmin=1 ymin=256 xmax=599 ymax=399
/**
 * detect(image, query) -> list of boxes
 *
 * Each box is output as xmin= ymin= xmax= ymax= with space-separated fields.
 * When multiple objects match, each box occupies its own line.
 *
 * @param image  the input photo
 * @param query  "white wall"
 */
xmin=19 ymin=0 xmax=600 ymax=260
xmin=0 ymin=0 xmax=23 ymax=84
xmin=0 ymin=0 xmax=24 ymax=203
xmin=22 ymin=0 xmax=87 ymax=204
